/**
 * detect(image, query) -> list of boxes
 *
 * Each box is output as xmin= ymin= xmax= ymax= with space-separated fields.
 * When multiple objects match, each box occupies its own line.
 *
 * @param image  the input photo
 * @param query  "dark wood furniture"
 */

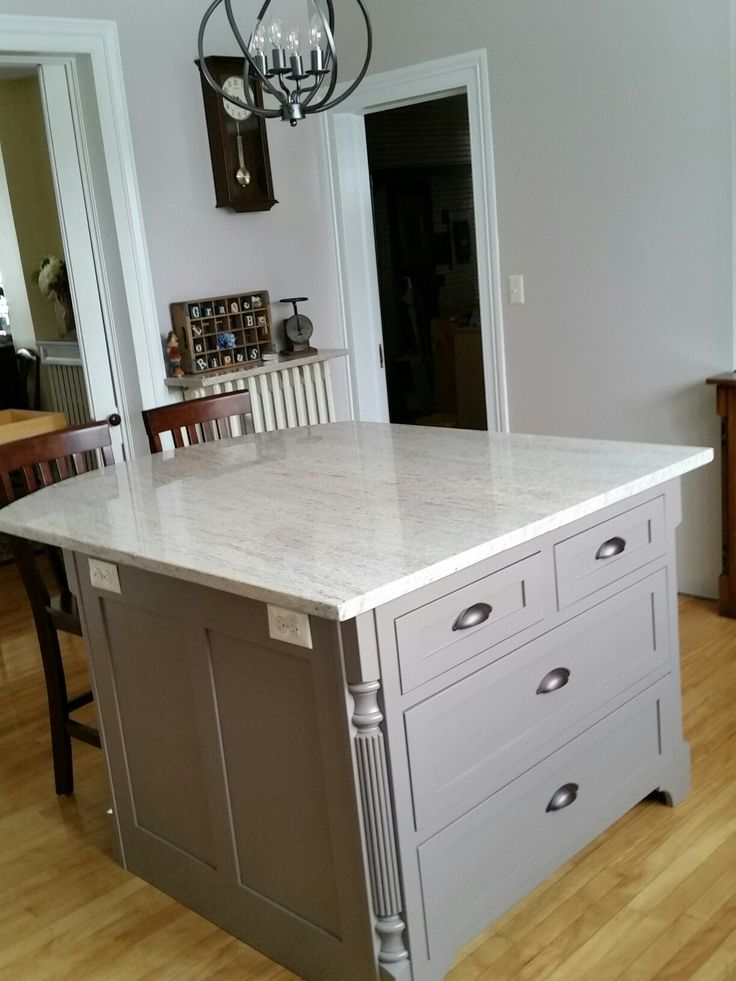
xmin=0 ymin=330 xmax=23 ymax=409
xmin=0 ymin=421 xmax=114 ymax=794
xmin=707 ymin=373 xmax=736 ymax=617
xmin=142 ymin=389 xmax=255 ymax=454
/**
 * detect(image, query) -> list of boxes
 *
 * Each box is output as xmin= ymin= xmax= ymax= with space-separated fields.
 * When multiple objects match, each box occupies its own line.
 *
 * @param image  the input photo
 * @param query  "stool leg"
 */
xmin=11 ymin=538 xmax=75 ymax=795
xmin=36 ymin=616 xmax=75 ymax=796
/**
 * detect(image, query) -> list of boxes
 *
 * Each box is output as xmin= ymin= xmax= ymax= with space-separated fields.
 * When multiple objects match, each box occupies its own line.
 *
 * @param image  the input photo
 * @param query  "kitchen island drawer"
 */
xmin=418 ymin=683 xmax=665 ymax=962
xmin=554 ymin=496 xmax=666 ymax=610
xmin=406 ymin=570 xmax=669 ymax=831
xmin=394 ymin=550 xmax=550 ymax=693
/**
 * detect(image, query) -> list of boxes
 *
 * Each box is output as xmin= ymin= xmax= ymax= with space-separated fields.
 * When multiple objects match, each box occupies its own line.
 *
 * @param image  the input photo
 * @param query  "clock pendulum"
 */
xmin=280 ymin=297 xmax=318 ymax=357
xmin=234 ymin=120 xmax=251 ymax=187
xmin=222 ymin=74 xmax=252 ymax=189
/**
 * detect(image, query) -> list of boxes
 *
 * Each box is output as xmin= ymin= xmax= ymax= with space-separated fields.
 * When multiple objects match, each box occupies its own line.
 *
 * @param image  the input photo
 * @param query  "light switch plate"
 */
xmin=267 ymin=604 xmax=313 ymax=649
xmin=508 ymin=274 xmax=525 ymax=305
xmin=89 ymin=558 xmax=121 ymax=593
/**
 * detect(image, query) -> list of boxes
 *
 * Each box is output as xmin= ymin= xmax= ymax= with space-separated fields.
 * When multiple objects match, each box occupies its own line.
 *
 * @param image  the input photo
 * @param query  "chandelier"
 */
xmin=197 ymin=0 xmax=373 ymax=126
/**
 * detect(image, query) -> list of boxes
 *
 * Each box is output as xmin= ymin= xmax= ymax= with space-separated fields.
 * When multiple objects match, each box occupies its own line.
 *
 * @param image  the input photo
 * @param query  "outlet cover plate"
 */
xmin=89 ymin=558 xmax=121 ymax=593
xmin=267 ymin=604 xmax=313 ymax=649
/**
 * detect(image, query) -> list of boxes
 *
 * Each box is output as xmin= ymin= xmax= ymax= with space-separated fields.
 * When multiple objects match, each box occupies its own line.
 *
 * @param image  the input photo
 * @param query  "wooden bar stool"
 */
xmin=142 ymin=388 xmax=255 ymax=453
xmin=0 ymin=421 xmax=115 ymax=794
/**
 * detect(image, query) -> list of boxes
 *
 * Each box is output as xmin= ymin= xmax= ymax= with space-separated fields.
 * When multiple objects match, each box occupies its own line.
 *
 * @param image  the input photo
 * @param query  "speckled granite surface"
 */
xmin=0 ymin=423 xmax=712 ymax=619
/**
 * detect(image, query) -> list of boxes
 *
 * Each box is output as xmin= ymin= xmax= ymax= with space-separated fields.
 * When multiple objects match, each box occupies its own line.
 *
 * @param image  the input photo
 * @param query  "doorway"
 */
xmin=0 ymin=68 xmax=106 ymax=436
xmin=0 ymin=15 xmax=170 ymax=460
xmin=323 ymin=49 xmax=508 ymax=432
xmin=365 ymin=95 xmax=486 ymax=429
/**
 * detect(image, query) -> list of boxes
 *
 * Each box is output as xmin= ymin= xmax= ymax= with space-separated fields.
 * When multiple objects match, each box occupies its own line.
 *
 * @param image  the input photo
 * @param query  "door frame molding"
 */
xmin=322 ymin=49 xmax=509 ymax=431
xmin=0 ymin=15 xmax=165 ymax=447
xmin=38 ymin=60 xmax=129 ymax=460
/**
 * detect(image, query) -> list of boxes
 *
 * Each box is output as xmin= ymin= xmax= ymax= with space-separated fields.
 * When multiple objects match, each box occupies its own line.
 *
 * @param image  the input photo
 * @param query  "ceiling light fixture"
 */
xmin=197 ymin=0 xmax=373 ymax=127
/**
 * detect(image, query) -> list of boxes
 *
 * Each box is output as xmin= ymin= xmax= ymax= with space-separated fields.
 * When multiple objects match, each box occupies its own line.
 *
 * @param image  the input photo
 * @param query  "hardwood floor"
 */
xmin=2 ymin=558 xmax=736 ymax=980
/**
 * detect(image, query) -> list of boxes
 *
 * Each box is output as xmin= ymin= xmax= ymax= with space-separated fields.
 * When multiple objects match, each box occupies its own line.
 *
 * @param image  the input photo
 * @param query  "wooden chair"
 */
xmin=0 ymin=421 xmax=115 ymax=795
xmin=142 ymin=388 xmax=255 ymax=453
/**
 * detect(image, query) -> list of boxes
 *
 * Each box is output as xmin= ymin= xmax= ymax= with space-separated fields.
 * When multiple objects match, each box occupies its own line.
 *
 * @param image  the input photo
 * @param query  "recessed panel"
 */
xmin=102 ymin=602 xmax=216 ymax=867
xmin=208 ymin=631 xmax=342 ymax=938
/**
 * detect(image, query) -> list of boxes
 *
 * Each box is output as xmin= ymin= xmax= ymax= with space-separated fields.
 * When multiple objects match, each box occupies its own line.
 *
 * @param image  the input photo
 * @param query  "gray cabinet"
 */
xmin=71 ymin=480 xmax=689 ymax=981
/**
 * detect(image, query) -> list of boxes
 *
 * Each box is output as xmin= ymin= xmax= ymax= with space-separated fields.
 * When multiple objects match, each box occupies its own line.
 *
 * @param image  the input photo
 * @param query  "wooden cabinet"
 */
xmin=706 ymin=373 xmax=736 ymax=616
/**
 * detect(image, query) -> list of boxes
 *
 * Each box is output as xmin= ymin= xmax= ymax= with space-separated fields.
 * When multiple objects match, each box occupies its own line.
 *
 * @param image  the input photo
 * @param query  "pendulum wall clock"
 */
xmin=196 ymin=56 xmax=278 ymax=213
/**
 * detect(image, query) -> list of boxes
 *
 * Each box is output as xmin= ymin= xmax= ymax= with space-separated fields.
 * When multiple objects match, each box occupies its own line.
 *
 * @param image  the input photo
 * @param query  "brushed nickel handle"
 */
xmin=536 ymin=667 xmax=571 ymax=695
xmin=452 ymin=602 xmax=493 ymax=631
xmin=546 ymin=782 xmax=579 ymax=812
xmin=595 ymin=536 xmax=626 ymax=560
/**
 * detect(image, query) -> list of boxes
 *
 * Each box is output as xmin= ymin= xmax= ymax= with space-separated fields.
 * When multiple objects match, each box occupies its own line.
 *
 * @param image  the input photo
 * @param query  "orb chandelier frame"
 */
xmin=197 ymin=0 xmax=373 ymax=126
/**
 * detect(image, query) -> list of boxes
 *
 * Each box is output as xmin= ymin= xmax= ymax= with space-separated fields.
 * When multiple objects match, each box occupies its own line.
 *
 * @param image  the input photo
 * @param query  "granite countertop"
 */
xmin=0 ymin=422 xmax=712 ymax=620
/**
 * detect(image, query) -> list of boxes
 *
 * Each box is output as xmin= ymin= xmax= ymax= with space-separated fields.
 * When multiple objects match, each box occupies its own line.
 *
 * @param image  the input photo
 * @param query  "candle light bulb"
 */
xmin=250 ymin=22 xmax=268 ymax=74
xmin=251 ymin=22 xmax=267 ymax=54
xmin=307 ymin=12 xmax=325 ymax=71
xmin=286 ymin=26 xmax=301 ymax=56
xmin=308 ymin=14 xmax=323 ymax=49
xmin=267 ymin=18 xmax=283 ymax=50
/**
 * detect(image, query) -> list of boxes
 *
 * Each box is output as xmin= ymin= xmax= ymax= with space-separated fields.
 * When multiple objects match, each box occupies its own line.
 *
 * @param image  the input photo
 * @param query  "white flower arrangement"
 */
xmin=33 ymin=255 xmax=75 ymax=335
xmin=33 ymin=255 xmax=69 ymax=303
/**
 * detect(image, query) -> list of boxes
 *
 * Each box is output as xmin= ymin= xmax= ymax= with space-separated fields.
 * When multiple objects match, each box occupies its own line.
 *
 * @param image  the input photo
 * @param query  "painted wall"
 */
xmin=0 ymin=1 xmax=729 ymax=598
xmin=0 ymin=75 xmax=65 ymax=342
xmin=359 ymin=0 xmax=732 ymax=599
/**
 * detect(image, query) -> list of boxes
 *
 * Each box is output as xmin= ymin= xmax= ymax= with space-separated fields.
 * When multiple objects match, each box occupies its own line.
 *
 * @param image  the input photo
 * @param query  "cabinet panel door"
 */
xmin=406 ymin=569 xmax=669 ymax=831
xmin=75 ymin=558 xmax=379 ymax=981
xmin=418 ymin=683 xmax=665 ymax=963
xmin=395 ymin=551 xmax=550 ymax=692
xmin=554 ymin=496 xmax=666 ymax=609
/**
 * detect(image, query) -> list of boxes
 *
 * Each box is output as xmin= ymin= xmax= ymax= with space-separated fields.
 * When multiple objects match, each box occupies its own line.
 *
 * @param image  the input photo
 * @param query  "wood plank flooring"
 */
xmin=1 ymin=558 xmax=736 ymax=980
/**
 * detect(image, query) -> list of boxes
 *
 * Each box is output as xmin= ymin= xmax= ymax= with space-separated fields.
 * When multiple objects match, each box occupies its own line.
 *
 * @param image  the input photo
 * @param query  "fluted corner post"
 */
xmin=349 ymin=680 xmax=410 ymax=971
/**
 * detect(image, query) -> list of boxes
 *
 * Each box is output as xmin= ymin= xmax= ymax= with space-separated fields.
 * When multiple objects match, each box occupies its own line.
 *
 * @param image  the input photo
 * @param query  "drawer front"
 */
xmin=405 ymin=570 xmax=669 ymax=831
xmin=395 ymin=551 xmax=549 ymax=693
xmin=554 ymin=496 xmax=666 ymax=610
xmin=418 ymin=685 xmax=664 ymax=961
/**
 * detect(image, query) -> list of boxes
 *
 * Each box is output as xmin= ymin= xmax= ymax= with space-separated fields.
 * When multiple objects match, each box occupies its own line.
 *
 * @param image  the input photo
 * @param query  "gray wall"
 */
xmin=362 ymin=0 xmax=732 ymax=598
xmin=0 ymin=0 xmax=730 ymax=597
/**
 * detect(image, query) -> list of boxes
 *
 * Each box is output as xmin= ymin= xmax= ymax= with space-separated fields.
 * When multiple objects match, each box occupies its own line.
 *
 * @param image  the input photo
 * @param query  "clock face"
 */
xmin=222 ymin=75 xmax=251 ymax=120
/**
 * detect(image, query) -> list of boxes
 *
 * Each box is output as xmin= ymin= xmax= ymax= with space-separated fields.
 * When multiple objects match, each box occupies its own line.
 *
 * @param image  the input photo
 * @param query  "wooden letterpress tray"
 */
xmin=170 ymin=290 xmax=274 ymax=375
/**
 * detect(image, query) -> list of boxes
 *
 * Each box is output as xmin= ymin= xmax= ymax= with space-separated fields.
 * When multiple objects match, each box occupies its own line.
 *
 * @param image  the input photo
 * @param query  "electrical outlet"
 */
xmin=89 ymin=558 xmax=121 ymax=593
xmin=267 ymin=604 xmax=313 ymax=649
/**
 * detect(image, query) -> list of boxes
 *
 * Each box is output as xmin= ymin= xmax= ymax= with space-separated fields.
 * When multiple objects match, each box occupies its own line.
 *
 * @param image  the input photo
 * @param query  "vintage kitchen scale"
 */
xmin=280 ymin=297 xmax=318 ymax=358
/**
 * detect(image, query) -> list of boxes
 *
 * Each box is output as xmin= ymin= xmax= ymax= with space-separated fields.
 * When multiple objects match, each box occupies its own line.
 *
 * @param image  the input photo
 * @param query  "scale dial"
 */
xmin=285 ymin=313 xmax=314 ymax=346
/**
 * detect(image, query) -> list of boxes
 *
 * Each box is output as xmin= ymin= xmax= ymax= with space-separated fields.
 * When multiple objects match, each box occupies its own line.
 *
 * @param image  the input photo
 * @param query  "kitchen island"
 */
xmin=0 ymin=423 xmax=712 ymax=981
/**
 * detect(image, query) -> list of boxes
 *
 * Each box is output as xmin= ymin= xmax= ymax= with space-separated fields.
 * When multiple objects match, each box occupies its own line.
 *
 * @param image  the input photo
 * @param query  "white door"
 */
xmin=38 ymin=62 xmax=127 ymax=459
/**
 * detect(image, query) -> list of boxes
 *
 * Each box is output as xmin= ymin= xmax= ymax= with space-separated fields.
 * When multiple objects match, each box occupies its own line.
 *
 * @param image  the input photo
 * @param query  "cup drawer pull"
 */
xmin=546 ymin=782 xmax=579 ymax=812
xmin=536 ymin=667 xmax=571 ymax=695
xmin=595 ymin=536 xmax=626 ymax=560
xmin=452 ymin=602 xmax=493 ymax=631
